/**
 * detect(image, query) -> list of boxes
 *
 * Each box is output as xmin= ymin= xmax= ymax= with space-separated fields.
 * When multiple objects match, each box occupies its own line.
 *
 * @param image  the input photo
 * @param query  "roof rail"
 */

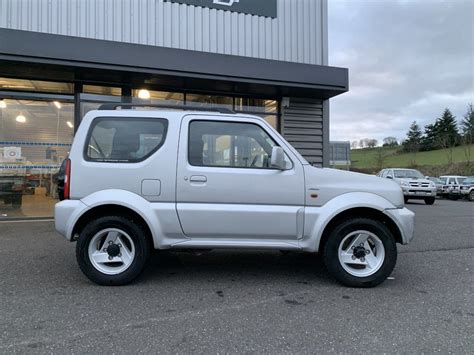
xmin=98 ymin=103 xmax=235 ymax=114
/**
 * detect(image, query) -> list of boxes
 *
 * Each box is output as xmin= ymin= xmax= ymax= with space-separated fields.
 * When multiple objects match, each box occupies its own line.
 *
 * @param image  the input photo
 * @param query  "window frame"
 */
xmin=187 ymin=119 xmax=291 ymax=170
xmin=83 ymin=116 xmax=169 ymax=163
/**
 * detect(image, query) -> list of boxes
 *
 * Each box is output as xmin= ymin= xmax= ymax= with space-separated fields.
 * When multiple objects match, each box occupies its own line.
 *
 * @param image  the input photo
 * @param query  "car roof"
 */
xmin=82 ymin=109 xmax=267 ymax=126
xmin=89 ymin=109 xmax=262 ymax=119
xmin=439 ymin=175 xmax=466 ymax=178
xmin=385 ymin=168 xmax=418 ymax=171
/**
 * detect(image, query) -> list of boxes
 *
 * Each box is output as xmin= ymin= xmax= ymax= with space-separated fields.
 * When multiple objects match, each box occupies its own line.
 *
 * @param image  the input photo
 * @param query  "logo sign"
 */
xmin=4 ymin=147 xmax=22 ymax=160
xmin=164 ymin=0 xmax=277 ymax=18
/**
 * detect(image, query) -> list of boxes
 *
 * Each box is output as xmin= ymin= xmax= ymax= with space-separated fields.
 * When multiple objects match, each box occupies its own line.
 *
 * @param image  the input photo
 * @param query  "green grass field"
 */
xmin=350 ymin=145 xmax=474 ymax=170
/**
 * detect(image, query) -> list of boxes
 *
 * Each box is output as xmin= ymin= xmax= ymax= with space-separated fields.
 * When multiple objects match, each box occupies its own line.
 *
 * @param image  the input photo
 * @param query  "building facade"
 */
xmin=0 ymin=0 xmax=348 ymax=219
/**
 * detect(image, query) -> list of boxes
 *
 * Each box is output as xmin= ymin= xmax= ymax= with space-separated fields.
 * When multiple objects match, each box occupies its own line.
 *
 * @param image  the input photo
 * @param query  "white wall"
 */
xmin=0 ymin=0 xmax=327 ymax=65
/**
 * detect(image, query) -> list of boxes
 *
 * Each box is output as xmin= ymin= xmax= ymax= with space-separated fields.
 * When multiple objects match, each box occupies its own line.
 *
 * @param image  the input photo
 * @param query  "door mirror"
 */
xmin=270 ymin=146 xmax=287 ymax=170
xmin=386 ymin=175 xmax=393 ymax=179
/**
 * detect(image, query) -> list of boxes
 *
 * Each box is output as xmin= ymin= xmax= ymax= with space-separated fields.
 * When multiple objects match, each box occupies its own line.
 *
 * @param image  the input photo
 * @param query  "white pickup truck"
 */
xmin=55 ymin=105 xmax=414 ymax=287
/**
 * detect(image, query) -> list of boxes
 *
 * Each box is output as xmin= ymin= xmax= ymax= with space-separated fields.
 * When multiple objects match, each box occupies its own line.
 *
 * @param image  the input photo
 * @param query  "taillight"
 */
xmin=64 ymin=158 xmax=71 ymax=200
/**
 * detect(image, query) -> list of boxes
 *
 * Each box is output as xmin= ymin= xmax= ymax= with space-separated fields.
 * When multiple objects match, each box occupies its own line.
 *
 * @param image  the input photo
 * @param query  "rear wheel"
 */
xmin=424 ymin=197 xmax=435 ymax=205
xmin=323 ymin=218 xmax=397 ymax=288
xmin=76 ymin=216 xmax=151 ymax=286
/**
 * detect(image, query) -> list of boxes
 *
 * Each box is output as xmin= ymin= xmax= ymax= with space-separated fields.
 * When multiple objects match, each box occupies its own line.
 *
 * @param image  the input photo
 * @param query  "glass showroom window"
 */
xmin=80 ymin=85 xmax=124 ymax=118
xmin=186 ymin=94 xmax=233 ymax=110
xmin=83 ymin=85 xmax=122 ymax=96
xmin=132 ymin=89 xmax=184 ymax=107
xmin=235 ymin=98 xmax=277 ymax=114
xmin=0 ymin=99 xmax=74 ymax=218
xmin=0 ymin=77 xmax=73 ymax=94
xmin=234 ymin=98 xmax=279 ymax=130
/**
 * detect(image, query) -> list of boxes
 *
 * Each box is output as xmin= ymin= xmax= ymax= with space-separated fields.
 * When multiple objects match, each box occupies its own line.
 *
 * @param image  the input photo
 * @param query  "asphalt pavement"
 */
xmin=0 ymin=199 xmax=473 ymax=353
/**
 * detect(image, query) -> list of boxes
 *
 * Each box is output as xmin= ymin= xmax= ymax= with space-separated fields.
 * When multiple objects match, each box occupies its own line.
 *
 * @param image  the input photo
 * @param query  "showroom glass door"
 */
xmin=0 ymin=98 xmax=74 ymax=218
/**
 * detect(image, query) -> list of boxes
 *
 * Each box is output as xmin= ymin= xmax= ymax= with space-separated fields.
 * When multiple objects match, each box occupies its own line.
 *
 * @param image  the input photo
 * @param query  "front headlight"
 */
xmin=429 ymin=181 xmax=435 ymax=187
xmin=400 ymin=181 xmax=409 ymax=187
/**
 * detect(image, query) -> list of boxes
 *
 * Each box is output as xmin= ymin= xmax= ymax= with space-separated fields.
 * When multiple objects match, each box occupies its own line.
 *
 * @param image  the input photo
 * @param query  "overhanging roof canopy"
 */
xmin=0 ymin=29 xmax=348 ymax=99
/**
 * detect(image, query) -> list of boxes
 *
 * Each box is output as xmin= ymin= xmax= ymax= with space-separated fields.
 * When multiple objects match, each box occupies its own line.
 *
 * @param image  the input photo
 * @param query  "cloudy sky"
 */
xmin=328 ymin=0 xmax=473 ymax=145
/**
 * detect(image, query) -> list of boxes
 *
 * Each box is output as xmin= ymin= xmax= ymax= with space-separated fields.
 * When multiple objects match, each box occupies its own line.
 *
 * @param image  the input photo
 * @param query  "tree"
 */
xmin=382 ymin=137 xmax=398 ymax=147
xmin=403 ymin=121 xmax=423 ymax=152
xmin=436 ymin=108 xmax=459 ymax=147
xmin=460 ymin=104 xmax=473 ymax=164
xmin=460 ymin=104 xmax=474 ymax=144
xmin=359 ymin=138 xmax=369 ymax=148
xmin=351 ymin=140 xmax=359 ymax=149
xmin=433 ymin=109 xmax=459 ymax=165
xmin=367 ymin=139 xmax=378 ymax=148
xmin=421 ymin=123 xmax=438 ymax=151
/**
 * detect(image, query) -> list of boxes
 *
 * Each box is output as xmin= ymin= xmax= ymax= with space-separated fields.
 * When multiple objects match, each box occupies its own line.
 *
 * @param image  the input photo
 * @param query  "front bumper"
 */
xmin=442 ymin=187 xmax=461 ymax=195
xmin=402 ymin=187 xmax=436 ymax=198
xmin=384 ymin=207 xmax=415 ymax=245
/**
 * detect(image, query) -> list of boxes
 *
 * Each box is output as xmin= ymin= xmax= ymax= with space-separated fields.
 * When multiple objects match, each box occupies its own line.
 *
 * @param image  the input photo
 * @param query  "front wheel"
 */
xmin=323 ymin=218 xmax=397 ymax=288
xmin=469 ymin=191 xmax=474 ymax=202
xmin=76 ymin=216 xmax=151 ymax=286
xmin=424 ymin=197 xmax=435 ymax=205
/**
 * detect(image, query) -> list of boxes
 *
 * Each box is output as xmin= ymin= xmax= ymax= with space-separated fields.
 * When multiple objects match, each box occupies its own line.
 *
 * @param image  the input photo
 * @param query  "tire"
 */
xmin=76 ymin=215 xmax=151 ymax=286
xmin=469 ymin=191 xmax=474 ymax=202
xmin=323 ymin=218 xmax=397 ymax=288
xmin=424 ymin=197 xmax=435 ymax=205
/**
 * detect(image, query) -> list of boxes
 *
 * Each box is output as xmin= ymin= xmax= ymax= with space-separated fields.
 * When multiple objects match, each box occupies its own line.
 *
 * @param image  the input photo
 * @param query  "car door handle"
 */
xmin=189 ymin=175 xmax=207 ymax=183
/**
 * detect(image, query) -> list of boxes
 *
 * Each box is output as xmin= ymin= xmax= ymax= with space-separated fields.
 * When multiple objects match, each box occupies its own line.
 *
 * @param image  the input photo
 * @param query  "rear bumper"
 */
xmin=384 ymin=207 xmax=415 ymax=245
xmin=54 ymin=199 xmax=88 ymax=240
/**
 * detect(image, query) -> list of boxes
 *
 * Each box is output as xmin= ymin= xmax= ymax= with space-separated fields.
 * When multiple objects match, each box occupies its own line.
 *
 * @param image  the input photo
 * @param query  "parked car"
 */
xmin=459 ymin=176 xmax=474 ymax=201
xmin=377 ymin=168 xmax=437 ymax=205
xmin=439 ymin=175 xmax=467 ymax=200
xmin=55 ymin=104 xmax=414 ymax=288
xmin=426 ymin=176 xmax=444 ymax=195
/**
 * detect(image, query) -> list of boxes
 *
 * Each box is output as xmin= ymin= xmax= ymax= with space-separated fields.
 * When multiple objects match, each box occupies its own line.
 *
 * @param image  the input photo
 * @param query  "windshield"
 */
xmin=393 ymin=169 xmax=424 ymax=179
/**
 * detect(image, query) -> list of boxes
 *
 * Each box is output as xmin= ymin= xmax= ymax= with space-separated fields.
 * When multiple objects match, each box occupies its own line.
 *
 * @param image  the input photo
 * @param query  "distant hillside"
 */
xmin=350 ymin=145 xmax=474 ymax=175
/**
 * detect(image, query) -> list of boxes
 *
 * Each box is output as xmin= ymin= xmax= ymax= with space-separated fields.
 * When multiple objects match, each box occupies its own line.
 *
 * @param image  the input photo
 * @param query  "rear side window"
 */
xmin=85 ymin=117 xmax=168 ymax=162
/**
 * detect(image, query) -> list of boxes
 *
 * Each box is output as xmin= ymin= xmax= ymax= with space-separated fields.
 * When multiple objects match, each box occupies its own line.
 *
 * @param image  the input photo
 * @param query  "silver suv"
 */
xmin=55 ymin=105 xmax=414 ymax=287
xmin=378 ymin=168 xmax=437 ymax=205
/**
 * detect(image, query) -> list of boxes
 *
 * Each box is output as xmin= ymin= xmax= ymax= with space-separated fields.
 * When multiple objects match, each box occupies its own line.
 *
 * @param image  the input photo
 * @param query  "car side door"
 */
xmin=175 ymin=115 xmax=305 ymax=241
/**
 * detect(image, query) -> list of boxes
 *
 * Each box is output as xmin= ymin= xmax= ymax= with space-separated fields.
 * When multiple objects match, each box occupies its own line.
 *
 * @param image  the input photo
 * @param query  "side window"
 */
xmin=85 ymin=117 xmax=168 ymax=162
xmin=188 ymin=120 xmax=278 ymax=169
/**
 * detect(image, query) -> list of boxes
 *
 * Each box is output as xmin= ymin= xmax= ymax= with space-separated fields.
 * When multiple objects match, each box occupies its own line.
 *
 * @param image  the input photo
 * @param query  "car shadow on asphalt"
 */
xmin=139 ymin=250 xmax=334 ymax=286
